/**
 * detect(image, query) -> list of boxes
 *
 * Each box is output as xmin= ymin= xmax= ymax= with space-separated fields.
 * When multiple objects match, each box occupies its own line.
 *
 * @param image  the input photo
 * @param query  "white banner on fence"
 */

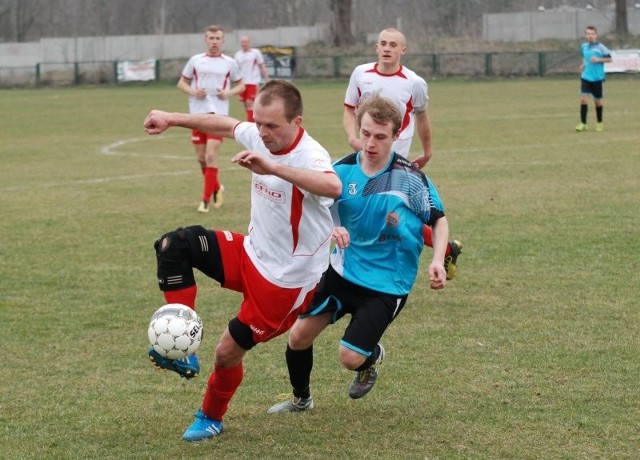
xmin=117 ymin=59 xmax=156 ymax=82
xmin=605 ymin=50 xmax=640 ymax=73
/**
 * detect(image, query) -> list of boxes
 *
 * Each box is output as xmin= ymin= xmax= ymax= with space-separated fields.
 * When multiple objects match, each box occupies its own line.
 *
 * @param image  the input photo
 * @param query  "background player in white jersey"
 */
xmin=178 ymin=25 xmax=245 ymax=213
xmin=268 ymin=95 xmax=449 ymax=413
xmin=234 ymin=36 xmax=270 ymax=122
xmin=344 ymin=27 xmax=462 ymax=280
xmin=143 ymin=80 xmax=342 ymax=442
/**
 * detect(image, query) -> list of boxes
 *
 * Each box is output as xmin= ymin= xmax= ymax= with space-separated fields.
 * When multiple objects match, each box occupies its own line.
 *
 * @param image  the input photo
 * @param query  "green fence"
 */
xmin=0 ymin=51 xmax=619 ymax=87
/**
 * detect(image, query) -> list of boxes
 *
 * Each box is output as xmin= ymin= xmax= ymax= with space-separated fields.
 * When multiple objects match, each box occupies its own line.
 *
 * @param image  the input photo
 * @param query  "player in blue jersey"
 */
xmin=576 ymin=26 xmax=612 ymax=132
xmin=267 ymin=95 xmax=450 ymax=413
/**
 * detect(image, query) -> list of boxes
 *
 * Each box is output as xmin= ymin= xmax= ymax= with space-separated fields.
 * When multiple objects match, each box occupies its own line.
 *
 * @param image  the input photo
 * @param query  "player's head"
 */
xmin=376 ymin=28 xmax=407 ymax=67
xmin=253 ymin=80 xmax=303 ymax=152
xmin=204 ymin=25 xmax=224 ymax=56
xmin=240 ymin=36 xmax=251 ymax=51
xmin=585 ymin=25 xmax=598 ymax=42
xmin=355 ymin=96 xmax=401 ymax=158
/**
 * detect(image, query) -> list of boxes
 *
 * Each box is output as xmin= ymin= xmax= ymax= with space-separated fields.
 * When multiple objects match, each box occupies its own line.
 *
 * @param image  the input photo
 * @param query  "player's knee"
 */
xmin=154 ymin=227 xmax=196 ymax=292
xmin=154 ymin=225 xmax=223 ymax=290
xmin=338 ymin=346 xmax=366 ymax=371
xmin=228 ymin=317 xmax=257 ymax=351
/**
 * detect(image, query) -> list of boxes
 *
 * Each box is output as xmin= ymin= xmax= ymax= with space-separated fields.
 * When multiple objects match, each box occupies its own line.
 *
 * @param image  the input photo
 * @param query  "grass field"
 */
xmin=1 ymin=76 xmax=639 ymax=459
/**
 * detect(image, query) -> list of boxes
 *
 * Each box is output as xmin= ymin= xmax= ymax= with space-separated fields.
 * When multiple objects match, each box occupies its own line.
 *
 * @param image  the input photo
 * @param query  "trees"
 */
xmin=615 ymin=0 xmax=629 ymax=35
xmin=329 ymin=0 xmax=354 ymax=46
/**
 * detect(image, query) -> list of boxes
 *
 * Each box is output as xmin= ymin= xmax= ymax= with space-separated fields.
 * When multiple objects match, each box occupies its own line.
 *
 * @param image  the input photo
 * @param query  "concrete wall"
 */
xmin=483 ymin=8 xmax=640 ymax=42
xmin=0 ymin=24 xmax=329 ymax=68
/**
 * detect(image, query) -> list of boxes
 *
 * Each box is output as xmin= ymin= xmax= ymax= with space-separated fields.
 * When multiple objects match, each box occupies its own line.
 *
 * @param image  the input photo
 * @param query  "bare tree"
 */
xmin=615 ymin=0 xmax=629 ymax=35
xmin=329 ymin=0 xmax=353 ymax=46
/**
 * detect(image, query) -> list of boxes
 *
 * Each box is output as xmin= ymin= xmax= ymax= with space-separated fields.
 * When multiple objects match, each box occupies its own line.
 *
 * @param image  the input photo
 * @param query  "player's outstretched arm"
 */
xmin=144 ymin=111 xmax=239 ymax=138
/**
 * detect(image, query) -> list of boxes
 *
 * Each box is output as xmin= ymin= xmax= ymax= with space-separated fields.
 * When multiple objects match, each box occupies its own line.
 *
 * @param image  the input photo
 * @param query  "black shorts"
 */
xmin=580 ymin=78 xmax=604 ymax=99
xmin=302 ymin=265 xmax=408 ymax=357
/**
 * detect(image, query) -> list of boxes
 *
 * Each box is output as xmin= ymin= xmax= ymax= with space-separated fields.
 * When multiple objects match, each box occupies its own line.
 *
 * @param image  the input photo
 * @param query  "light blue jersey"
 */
xmin=581 ymin=41 xmax=611 ymax=82
xmin=330 ymin=152 xmax=445 ymax=295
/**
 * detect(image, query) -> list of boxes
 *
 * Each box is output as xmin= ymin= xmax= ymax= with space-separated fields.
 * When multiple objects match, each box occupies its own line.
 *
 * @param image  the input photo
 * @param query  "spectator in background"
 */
xmin=234 ymin=36 xmax=270 ymax=121
xmin=177 ymin=25 xmax=244 ymax=213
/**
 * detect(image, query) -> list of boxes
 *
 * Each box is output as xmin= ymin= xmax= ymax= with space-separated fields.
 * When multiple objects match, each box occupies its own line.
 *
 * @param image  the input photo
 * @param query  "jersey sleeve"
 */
xmin=181 ymin=56 xmax=197 ymax=80
xmin=344 ymin=66 xmax=362 ymax=108
xmin=229 ymin=57 xmax=243 ymax=83
xmin=412 ymin=75 xmax=429 ymax=112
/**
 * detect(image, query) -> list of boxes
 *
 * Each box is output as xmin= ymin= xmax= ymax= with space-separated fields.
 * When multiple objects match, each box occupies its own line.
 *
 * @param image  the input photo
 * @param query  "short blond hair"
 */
xmin=355 ymin=96 xmax=402 ymax=136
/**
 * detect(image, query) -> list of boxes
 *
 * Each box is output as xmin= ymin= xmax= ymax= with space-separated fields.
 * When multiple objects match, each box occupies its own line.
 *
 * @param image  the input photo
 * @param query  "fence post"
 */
xmin=155 ymin=59 xmax=161 ymax=81
xmin=74 ymin=62 xmax=80 ymax=85
xmin=485 ymin=53 xmax=493 ymax=77
xmin=333 ymin=56 xmax=341 ymax=78
xmin=35 ymin=63 xmax=41 ymax=86
xmin=432 ymin=54 xmax=439 ymax=75
xmin=538 ymin=52 xmax=546 ymax=77
xmin=113 ymin=61 xmax=118 ymax=84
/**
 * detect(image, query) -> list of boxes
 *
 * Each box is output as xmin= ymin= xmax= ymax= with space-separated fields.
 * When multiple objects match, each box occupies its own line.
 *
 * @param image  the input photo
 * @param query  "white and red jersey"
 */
xmin=232 ymin=122 xmax=336 ymax=288
xmin=181 ymin=53 xmax=242 ymax=114
xmin=234 ymin=48 xmax=266 ymax=85
xmin=344 ymin=62 xmax=428 ymax=157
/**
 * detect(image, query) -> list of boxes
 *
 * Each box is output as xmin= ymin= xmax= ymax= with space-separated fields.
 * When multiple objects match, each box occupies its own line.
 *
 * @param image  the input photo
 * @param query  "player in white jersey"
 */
xmin=234 ymin=36 xmax=270 ymax=122
xmin=143 ymin=80 xmax=342 ymax=442
xmin=177 ymin=25 xmax=245 ymax=213
xmin=344 ymin=28 xmax=462 ymax=280
xmin=343 ymin=28 xmax=431 ymax=167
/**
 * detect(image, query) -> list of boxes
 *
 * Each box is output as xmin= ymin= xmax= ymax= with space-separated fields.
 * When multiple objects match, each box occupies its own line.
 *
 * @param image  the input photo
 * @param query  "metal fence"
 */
xmin=0 ymin=50 xmax=633 ymax=88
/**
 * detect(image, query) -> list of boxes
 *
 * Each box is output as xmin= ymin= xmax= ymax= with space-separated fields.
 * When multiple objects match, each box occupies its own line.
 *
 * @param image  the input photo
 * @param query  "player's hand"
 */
xmin=428 ymin=261 xmax=446 ymax=290
xmin=231 ymin=150 xmax=274 ymax=175
xmin=412 ymin=151 xmax=431 ymax=169
xmin=348 ymin=138 xmax=363 ymax=152
xmin=143 ymin=110 xmax=171 ymax=134
xmin=216 ymin=87 xmax=230 ymax=100
xmin=193 ymin=88 xmax=207 ymax=100
xmin=331 ymin=226 xmax=350 ymax=249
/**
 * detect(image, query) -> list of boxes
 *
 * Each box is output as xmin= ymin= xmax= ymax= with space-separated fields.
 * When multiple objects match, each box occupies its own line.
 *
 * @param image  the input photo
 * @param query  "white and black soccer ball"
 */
xmin=147 ymin=304 xmax=203 ymax=359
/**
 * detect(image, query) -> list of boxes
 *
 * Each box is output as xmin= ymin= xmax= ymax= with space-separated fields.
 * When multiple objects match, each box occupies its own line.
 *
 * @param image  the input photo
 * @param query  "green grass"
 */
xmin=1 ymin=76 xmax=639 ymax=459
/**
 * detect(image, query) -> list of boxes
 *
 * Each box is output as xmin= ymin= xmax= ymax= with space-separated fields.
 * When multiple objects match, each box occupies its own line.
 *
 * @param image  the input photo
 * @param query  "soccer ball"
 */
xmin=147 ymin=304 xmax=203 ymax=359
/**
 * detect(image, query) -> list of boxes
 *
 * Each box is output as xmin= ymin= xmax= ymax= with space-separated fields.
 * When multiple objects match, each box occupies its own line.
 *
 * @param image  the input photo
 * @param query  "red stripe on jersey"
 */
xmin=271 ymin=127 xmax=305 ymax=155
xmin=401 ymin=98 xmax=414 ymax=133
xmin=366 ymin=63 xmax=408 ymax=79
xmin=290 ymin=186 xmax=304 ymax=253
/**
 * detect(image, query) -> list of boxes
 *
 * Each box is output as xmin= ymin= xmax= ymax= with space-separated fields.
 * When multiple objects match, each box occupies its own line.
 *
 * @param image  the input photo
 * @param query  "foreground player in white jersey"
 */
xmin=234 ymin=36 xmax=270 ymax=122
xmin=268 ymin=95 xmax=449 ymax=413
xmin=344 ymin=28 xmax=462 ymax=280
xmin=178 ymin=25 xmax=245 ymax=213
xmin=143 ymin=80 xmax=342 ymax=442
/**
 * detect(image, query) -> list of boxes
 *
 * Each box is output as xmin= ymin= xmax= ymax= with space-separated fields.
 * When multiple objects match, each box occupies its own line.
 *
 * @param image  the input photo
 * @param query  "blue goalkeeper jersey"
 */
xmin=330 ymin=152 xmax=445 ymax=295
xmin=581 ymin=41 xmax=611 ymax=82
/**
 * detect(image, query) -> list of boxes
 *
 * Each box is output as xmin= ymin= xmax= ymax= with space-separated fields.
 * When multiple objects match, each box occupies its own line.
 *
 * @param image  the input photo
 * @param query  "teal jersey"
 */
xmin=581 ymin=41 xmax=611 ymax=82
xmin=330 ymin=152 xmax=445 ymax=295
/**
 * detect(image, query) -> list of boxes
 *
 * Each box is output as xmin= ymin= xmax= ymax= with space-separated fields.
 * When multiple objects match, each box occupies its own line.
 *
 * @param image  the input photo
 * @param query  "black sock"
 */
xmin=596 ymin=106 xmax=603 ymax=123
xmin=354 ymin=344 xmax=381 ymax=372
xmin=286 ymin=344 xmax=313 ymax=399
xmin=580 ymin=104 xmax=588 ymax=124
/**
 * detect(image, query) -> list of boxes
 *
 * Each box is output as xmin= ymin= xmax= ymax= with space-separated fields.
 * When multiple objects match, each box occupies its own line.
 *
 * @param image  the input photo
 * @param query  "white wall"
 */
xmin=0 ymin=24 xmax=329 ymax=68
xmin=483 ymin=8 xmax=640 ymax=42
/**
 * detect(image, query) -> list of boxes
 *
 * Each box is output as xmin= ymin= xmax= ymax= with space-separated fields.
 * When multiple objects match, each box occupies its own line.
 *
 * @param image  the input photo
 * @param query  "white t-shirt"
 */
xmin=181 ymin=53 xmax=242 ymax=114
xmin=344 ymin=63 xmax=428 ymax=157
xmin=233 ymin=122 xmax=336 ymax=288
xmin=234 ymin=48 xmax=266 ymax=85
